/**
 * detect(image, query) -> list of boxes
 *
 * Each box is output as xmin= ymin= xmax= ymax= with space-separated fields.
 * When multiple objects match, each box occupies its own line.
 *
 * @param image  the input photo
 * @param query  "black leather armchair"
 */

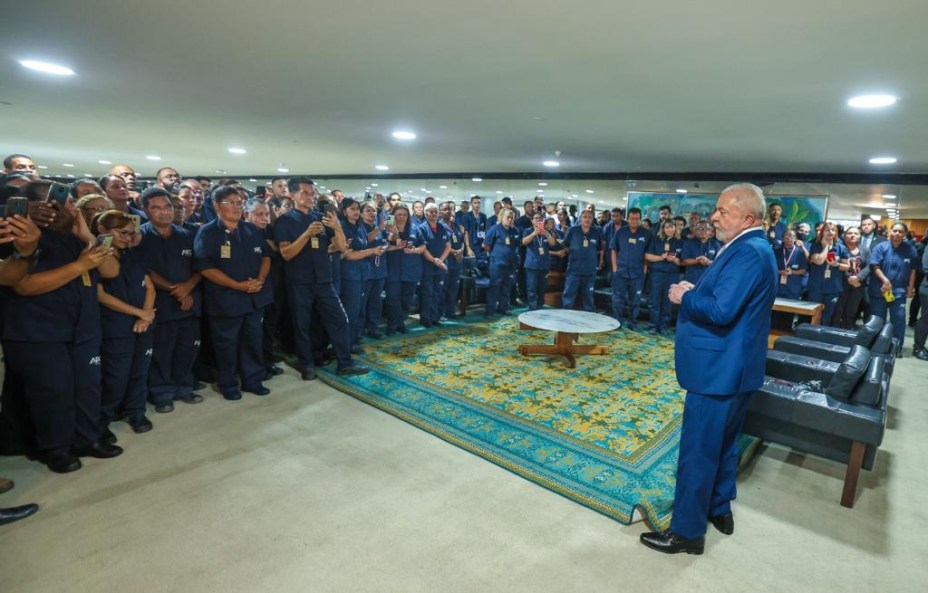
xmin=773 ymin=318 xmax=896 ymax=375
xmin=743 ymin=345 xmax=889 ymax=507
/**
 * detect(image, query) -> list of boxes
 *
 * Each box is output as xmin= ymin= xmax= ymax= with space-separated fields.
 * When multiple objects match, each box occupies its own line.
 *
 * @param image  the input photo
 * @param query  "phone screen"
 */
xmin=95 ymin=234 xmax=114 ymax=249
xmin=387 ymin=215 xmax=395 ymax=226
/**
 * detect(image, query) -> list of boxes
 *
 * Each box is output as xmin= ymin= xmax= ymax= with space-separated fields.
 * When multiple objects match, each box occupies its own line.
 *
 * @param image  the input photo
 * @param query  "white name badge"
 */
xmin=780 ymin=275 xmax=788 ymax=285
xmin=505 ymin=237 xmax=510 ymax=245
xmin=824 ymin=268 xmax=831 ymax=279
xmin=628 ymin=238 xmax=636 ymax=244
xmin=538 ymin=247 xmax=545 ymax=255
xmin=583 ymin=239 xmax=589 ymax=248
xmin=477 ymin=231 xmax=486 ymax=239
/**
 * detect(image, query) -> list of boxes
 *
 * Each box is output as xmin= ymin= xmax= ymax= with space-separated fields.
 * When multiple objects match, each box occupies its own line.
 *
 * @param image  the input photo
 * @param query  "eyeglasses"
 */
xmin=113 ymin=230 xmax=138 ymax=238
xmin=220 ymin=200 xmax=244 ymax=208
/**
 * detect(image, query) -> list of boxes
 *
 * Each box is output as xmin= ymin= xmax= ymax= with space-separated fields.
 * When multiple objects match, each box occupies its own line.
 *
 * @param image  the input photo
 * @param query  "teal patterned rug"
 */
xmin=319 ymin=312 xmax=758 ymax=530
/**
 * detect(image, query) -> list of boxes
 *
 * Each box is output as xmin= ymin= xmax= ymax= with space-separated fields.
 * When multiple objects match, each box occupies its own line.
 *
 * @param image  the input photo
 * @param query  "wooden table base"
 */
xmin=518 ymin=326 xmax=609 ymax=368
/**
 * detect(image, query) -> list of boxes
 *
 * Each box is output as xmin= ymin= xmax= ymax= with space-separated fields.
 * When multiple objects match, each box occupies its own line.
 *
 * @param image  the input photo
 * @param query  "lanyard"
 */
xmin=783 ymin=246 xmax=796 ymax=268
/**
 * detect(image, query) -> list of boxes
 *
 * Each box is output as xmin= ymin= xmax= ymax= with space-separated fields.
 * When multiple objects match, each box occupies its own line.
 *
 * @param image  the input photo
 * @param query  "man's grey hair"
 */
xmin=721 ymin=183 xmax=767 ymax=221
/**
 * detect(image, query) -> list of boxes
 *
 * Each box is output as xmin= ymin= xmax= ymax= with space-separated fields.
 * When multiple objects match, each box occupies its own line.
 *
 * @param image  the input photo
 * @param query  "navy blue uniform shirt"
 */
xmin=420 ymin=220 xmax=451 ymax=277
xmin=273 ymin=208 xmax=335 ymax=285
xmin=136 ymin=222 xmax=201 ymax=322
xmin=340 ymin=220 xmax=369 ymax=282
xmin=484 ymin=223 xmax=520 ymax=266
xmin=194 ymin=220 xmax=270 ymax=317
xmin=808 ymin=242 xmax=850 ymax=294
xmin=647 ymin=235 xmax=684 ymax=274
xmin=522 ymin=227 xmax=558 ymax=270
xmin=386 ymin=224 xmax=424 ymax=283
xmin=100 ymin=247 xmax=149 ymax=337
xmin=869 ymin=240 xmax=917 ymax=296
xmin=563 ymin=226 xmax=599 ymax=276
xmin=2 ymin=231 xmax=101 ymax=344
xmin=681 ymin=237 xmax=722 ymax=284
xmin=611 ymin=226 xmax=651 ymax=277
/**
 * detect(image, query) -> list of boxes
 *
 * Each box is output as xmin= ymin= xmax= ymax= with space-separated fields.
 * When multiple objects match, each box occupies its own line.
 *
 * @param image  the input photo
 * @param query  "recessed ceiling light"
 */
xmin=585 ymin=189 xmax=594 ymax=194
xmin=98 ymin=160 xmax=111 ymax=165
xmin=19 ymin=59 xmax=75 ymax=76
xmin=228 ymin=147 xmax=247 ymax=155
xmin=83 ymin=173 xmax=92 ymax=177
xmin=598 ymin=200 xmax=605 ymax=204
xmin=538 ymin=189 xmax=544 ymax=192
xmin=472 ymin=177 xmax=482 ymax=182
xmin=882 ymin=194 xmax=896 ymax=199
xmin=392 ymin=130 xmax=416 ymax=141
xmin=375 ymin=165 xmax=390 ymax=171
xmin=439 ymin=185 xmax=448 ymax=189
xmin=37 ymin=165 xmax=48 ymax=169
xmin=543 ymin=160 xmax=560 ymax=167
xmin=495 ymin=191 xmax=503 ymax=194
xmin=847 ymin=94 xmax=897 ymax=109
xmin=146 ymin=155 xmax=161 ymax=161
xmin=538 ymin=182 xmax=548 ymax=187
xmin=371 ymin=183 xmax=379 ymax=187
xmin=277 ymin=167 xmax=289 ymax=173
xmin=869 ymin=156 xmax=897 ymax=165
xmin=66 ymin=174 xmax=74 ymax=178
xmin=421 ymin=188 xmax=428 ymax=192
xmin=62 ymin=163 xmax=74 ymax=167
xmin=249 ymin=178 xmax=257 ymax=182
xmin=676 ymin=189 xmax=688 ymax=194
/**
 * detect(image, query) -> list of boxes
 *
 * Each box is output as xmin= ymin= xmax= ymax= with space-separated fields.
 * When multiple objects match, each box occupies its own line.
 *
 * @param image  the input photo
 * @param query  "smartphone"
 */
xmin=46 ymin=182 xmax=70 ymax=207
xmin=95 ymin=233 xmax=114 ymax=249
xmin=128 ymin=214 xmax=141 ymax=234
xmin=826 ymin=251 xmax=836 ymax=263
xmin=323 ymin=202 xmax=337 ymax=216
xmin=5 ymin=197 xmax=29 ymax=218
xmin=387 ymin=215 xmax=395 ymax=226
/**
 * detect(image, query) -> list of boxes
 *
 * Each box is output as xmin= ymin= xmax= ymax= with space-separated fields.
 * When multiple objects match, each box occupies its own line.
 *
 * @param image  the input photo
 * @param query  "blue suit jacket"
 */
xmin=674 ymin=228 xmax=778 ymax=396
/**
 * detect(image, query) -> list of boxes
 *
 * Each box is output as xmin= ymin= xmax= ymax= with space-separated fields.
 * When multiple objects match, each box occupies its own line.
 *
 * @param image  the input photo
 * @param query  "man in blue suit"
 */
xmin=640 ymin=184 xmax=777 ymax=555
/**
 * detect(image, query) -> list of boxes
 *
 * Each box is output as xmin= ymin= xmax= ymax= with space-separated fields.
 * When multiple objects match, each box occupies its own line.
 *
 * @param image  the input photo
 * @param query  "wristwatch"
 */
xmin=12 ymin=247 xmax=40 ymax=261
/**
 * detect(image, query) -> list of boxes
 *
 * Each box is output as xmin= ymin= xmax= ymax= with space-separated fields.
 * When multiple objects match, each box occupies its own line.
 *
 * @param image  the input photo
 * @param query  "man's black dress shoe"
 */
xmin=432 ymin=320 xmax=442 ymax=326
xmin=244 ymin=385 xmax=270 ymax=396
xmin=126 ymin=414 xmax=153 ymax=434
xmin=222 ymin=390 xmax=242 ymax=401
xmin=74 ymin=441 xmax=123 ymax=459
xmin=350 ymin=345 xmax=365 ymax=355
xmin=192 ymin=381 xmax=207 ymax=391
xmin=101 ymin=427 xmax=118 ymax=446
xmin=266 ymin=365 xmax=284 ymax=376
xmin=640 ymin=530 xmax=705 ymax=555
xmin=0 ymin=503 xmax=39 ymax=526
xmin=396 ymin=325 xmax=408 ymax=334
xmin=336 ymin=365 xmax=370 ymax=376
xmin=178 ymin=393 xmax=204 ymax=404
xmin=46 ymin=453 xmax=81 ymax=473
xmin=914 ymin=348 xmax=928 ymax=362
xmin=709 ymin=513 xmax=734 ymax=535
xmin=155 ymin=403 xmax=175 ymax=413
xmin=301 ymin=369 xmax=317 ymax=381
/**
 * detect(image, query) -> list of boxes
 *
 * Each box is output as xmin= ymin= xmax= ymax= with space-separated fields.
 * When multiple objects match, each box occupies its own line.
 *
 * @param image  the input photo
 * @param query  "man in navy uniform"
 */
xmin=610 ymin=207 xmax=651 ymax=329
xmin=641 ymin=183 xmax=776 ymax=555
xmin=273 ymin=177 xmax=369 ymax=380
xmin=136 ymin=188 xmax=204 ymax=412
xmin=193 ymin=185 xmax=272 ymax=400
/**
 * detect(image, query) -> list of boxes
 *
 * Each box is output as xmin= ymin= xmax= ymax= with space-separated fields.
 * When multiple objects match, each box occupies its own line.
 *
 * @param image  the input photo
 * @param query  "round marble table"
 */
xmin=517 ymin=309 xmax=620 ymax=368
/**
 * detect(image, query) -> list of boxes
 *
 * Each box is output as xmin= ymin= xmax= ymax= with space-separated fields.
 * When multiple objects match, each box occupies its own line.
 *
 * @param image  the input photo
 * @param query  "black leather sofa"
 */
xmin=772 ymin=316 xmax=897 ymax=374
xmin=743 ymin=344 xmax=889 ymax=507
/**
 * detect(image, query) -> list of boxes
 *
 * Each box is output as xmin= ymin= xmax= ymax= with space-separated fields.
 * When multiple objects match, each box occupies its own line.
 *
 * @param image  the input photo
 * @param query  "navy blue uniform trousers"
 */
xmin=364 ymin=278 xmax=386 ymax=334
xmin=101 ymin=332 xmax=153 ymax=423
xmin=4 ymin=339 xmax=103 ymax=455
xmin=647 ymin=272 xmax=677 ymax=331
xmin=420 ymin=273 xmax=445 ymax=324
xmin=612 ymin=273 xmax=645 ymax=326
xmin=386 ymin=280 xmax=417 ymax=331
xmin=524 ymin=268 xmax=548 ymax=310
xmin=208 ymin=311 xmax=264 ymax=395
xmin=442 ymin=265 xmax=462 ymax=317
xmin=289 ymin=282 xmax=352 ymax=371
xmin=486 ymin=259 xmax=514 ymax=316
xmin=562 ymin=273 xmax=594 ymax=311
xmin=670 ymin=390 xmax=752 ymax=540
xmin=149 ymin=317 xmax=200 ymax=406
xmin=340 ymin=279 xmax=366 ymax=346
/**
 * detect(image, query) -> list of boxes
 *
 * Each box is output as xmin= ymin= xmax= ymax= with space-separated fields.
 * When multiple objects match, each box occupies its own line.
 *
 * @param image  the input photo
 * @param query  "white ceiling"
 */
xmin=3 ymin=0 xmax=928 ymax=219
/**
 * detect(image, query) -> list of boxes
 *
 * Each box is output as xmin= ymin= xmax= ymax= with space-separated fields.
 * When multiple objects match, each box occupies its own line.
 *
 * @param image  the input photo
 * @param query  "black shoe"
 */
xmin=0 ymin=503 xmax=40 ymax=526
xmin=640 ymin=530 xmax=705 ymax=555
xmin=914 ymin=348 xmax=928 ymax=362
xmin=396 ymin=325 xmax=408 ymax=334
xmin=101 ymin=427 xmax=118 ymax=446
xmin=192 ymin=381 xmax=207 ymax=391
xmin=244 ymin=385 xmax=270 ymax=396
xmin=350 ymin=345 xmax=365 ymax=355
xmin=421 ymin=321 xmax=433 ymax=328
xmin=367 ymin=331 xmax=384 ymax=339
xmin=222 ymin=390 xmax=242 ymax=401
xmin=266 ymin=365 xmax=284 ymax=376
xmin=155 ymin=403 xmax=175 ymax=414
xmin=74 ymin=441 xmax=123 ymax=459
xmin=432 ymin=320 xmax=443 ymax=326
xmin=709 ymin=513 xmax=734 ymax=535
xmin=336 ymin=365 xmax=370 ymax=376
xmin=45 ymin=453 xmax=82 ymax=474
xmin=301 ymin=369 xmax=317 ymax=381
xmin=126 ymin=414 xmax=153 ymax=434
xmin=178 ymin=393 xmax=204 ymax=404
xmin=268 ymin=353 xmax=285 ymax=363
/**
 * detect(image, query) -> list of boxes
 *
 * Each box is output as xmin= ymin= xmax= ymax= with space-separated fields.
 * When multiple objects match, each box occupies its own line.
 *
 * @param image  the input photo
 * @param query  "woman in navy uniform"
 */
xmin=807 ymin=221 xmax=850 ymax=326
xmin=521 ymin=211 xmax=560 ymax=310
xmin=772 ymin=229 xmax=807 ymax=300
xmin=561 ymin=210 xmax=599 ymax=312
xmin=418 ymin=203 xmax=451 ymax=327
xmin=193 ymin=185 xmax=272 ymax=401
xmin=361 ymin=201 xmax=389 ymax=338
xmin=3 ymin=182 xmax=122 ymax=473
xmin=832 ymin=226 xmax=867 ymax=329
xmin=339 ymin=198 xmax=386 ymax=351
xmin=645 ymin=220 xmax=684 ymax=334
xmin=483 ymin=208 xmax=520 ymax=318
xmin=95 ymin=210 xmax=156 ymax=437
xmin=440 ymin=201 xmax=467 ymax=319
xmin=869 ymin=222 xmax=917 ymax=354
xmin=135 ymin=188 xmax=203 ymax=413
xmin=385 ymin=202 xmax=426 ymax=334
